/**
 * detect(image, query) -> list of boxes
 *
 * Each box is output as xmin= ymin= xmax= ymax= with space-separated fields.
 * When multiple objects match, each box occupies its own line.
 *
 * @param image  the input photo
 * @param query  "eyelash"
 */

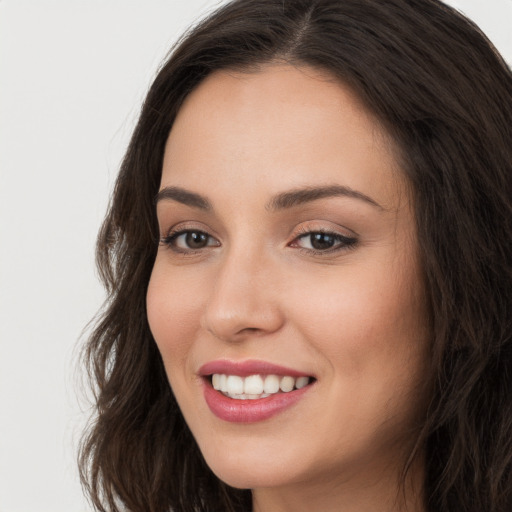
xmin=159 ymin=229 xmax=220 ymax=255
xmin=159 ymin=227 xmax=358 ymax=256
xmin=290 ymin=227 xmax=358 ymax=255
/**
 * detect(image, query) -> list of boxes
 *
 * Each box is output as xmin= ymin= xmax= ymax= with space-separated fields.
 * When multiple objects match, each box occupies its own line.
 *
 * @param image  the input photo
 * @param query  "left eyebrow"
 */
xmin=155 ymin=186 xmax=212 ymax=211
xmin=266 ymin=185 xmax=383 ymax=211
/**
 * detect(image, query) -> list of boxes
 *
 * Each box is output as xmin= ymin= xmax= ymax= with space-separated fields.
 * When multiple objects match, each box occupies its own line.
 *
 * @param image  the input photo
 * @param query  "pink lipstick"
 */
xmin=199 ymin=359 xmax=315 ymax=423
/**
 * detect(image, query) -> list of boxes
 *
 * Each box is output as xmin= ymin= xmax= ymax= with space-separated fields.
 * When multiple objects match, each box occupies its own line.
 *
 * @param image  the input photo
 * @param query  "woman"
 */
xmin=79 ymin=1 xmax=512 ymax=511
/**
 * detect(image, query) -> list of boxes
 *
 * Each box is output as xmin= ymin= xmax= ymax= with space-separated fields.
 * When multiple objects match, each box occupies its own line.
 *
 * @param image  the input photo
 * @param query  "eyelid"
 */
xmin=159 ymin=220 xmax=219 ymax=240
xmin=157 ymin=220 xmax=358 ymax=256
xmin=290 ymin=221 xmax=358 ymax=241
xmin=158 ymin=222 xmax=221 ymax=254
xmin=288 ymin=223 xmax=358 ymax=255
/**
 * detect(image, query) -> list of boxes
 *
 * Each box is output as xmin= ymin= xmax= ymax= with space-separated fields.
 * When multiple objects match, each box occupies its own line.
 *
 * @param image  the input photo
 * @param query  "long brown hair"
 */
xmin=79 ymin=1 xmax=512 ymax=510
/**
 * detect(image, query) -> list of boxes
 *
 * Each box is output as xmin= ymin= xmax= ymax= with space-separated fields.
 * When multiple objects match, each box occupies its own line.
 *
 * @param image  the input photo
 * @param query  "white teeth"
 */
xmin=295 ymin=376 xmax=309 ymax=389
xmin=226 ymin=392 xmax=271 ymax=400
xmin=226 ymin=375 xmax=244 ymax=395
xmin=211 ymin=373 xmax=312 ymax=398
xmin=279 ymin=376 xmax=295 ymax=392
xmin=263 ymin=374 xmax=280 ymax=394
xmin=219 ymin=374 xmax=227 ymax=393
xmin=244 ymin=374 xmax=264 ymax=395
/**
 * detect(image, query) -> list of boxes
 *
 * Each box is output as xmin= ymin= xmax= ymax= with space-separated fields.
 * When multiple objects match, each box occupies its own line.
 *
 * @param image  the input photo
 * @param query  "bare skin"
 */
xmin=147 ymin=64 xmax=430 ymax=512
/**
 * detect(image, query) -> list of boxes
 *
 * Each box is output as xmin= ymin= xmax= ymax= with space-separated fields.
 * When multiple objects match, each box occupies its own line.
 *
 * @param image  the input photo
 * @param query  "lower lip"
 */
xmin=202 ymin=380 xmax=313 ymax=423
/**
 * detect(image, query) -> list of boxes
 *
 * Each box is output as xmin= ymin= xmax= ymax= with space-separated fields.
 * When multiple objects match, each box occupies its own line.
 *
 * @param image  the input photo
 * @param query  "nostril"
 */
xmin=241 ymin=327 xmax=260 ymax=334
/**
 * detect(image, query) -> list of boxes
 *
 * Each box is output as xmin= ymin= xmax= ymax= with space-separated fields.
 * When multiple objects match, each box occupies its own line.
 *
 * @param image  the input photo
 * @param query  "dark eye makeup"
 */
xmin=159 ymin=226 xmax=358 ymax=256
xmin=160 ymin=229 xmax=220 ymax=253
xmin=290 ymin=230 xmax=358 ymax=253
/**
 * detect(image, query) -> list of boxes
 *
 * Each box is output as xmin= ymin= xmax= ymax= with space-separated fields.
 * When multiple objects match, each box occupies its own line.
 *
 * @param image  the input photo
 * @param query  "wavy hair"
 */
xmin=79 ymin=1 xmax=512 ymax=510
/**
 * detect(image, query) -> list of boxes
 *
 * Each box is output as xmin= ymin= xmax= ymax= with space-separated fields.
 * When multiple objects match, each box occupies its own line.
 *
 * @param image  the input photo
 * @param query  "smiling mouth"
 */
xmin=207 ymin=373 xmax=316 ymax=400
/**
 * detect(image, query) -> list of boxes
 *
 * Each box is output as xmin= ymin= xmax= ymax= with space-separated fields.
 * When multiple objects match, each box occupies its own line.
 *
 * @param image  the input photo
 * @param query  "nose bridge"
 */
xmin=201 ymin=240 xmax=283 ymax=341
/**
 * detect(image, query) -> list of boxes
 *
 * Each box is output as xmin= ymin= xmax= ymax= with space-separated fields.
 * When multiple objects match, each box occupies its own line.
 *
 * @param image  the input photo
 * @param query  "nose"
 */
xmin=201 ymin=248 xmax=285 ymax=343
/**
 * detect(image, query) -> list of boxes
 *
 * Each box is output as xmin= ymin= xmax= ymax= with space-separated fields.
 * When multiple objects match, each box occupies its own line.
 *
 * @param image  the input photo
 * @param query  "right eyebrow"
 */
xmin=155 ymin=186 xmax=212 ymax=211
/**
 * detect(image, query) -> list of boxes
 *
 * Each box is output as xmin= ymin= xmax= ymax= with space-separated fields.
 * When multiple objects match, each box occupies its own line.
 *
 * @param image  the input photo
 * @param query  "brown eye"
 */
xmin=161 ymin=229 xmax=220 ymax=252
xmin=309 ymin=233 xmax=336 ymax=250
xmin=292 ymin=231 xmax=358 ymax=253
xmin=184 ymin=231 xmax=209 ymax=249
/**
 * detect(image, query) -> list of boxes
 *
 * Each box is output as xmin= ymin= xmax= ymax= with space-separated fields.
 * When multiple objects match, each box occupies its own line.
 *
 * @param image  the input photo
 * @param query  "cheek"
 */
xmin=289 ymin=253 xmax=429 ymax=385
xmin=292 ymin=267 xmax=430 ymax=457
xmin=146 ymin=264 xmax=202 ymax=369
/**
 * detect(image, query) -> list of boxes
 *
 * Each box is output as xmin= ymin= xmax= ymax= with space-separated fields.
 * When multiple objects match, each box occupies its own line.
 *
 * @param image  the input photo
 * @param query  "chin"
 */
xmin=197 ymin=436 xmax=304 ymax=490
xmin=208 ymin=461 xmax=291 ymax=490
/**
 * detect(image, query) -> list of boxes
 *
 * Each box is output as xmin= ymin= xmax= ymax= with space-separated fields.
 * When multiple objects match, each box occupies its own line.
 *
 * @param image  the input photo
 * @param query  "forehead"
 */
xmin=162 ymin=64 xmax=406 ymax=212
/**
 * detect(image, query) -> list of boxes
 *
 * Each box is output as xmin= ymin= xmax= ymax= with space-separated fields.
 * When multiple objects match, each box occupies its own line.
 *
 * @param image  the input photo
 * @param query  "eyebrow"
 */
xmin=155 ymin=184 xmax=382 ymax=211
xmin=155 ymin=186 xmax=212 ymax=210
xmin=266 ymin=185 xmax=383 ymax=211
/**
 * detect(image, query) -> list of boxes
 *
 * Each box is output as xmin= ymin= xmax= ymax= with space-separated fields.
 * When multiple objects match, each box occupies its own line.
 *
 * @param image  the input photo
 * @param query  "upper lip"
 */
xmin=198 ymin=359 xmax=314 ymax=378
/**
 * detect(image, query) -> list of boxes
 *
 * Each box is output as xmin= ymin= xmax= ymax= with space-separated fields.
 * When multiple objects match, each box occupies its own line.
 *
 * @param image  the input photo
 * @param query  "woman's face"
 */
xmin=147 ymin=65 xmax=430 ymax=498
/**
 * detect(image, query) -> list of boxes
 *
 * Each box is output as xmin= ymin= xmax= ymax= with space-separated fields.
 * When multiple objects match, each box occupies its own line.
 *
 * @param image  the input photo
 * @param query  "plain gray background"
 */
xmin=0 ymin=1 xmax=510 ymax=511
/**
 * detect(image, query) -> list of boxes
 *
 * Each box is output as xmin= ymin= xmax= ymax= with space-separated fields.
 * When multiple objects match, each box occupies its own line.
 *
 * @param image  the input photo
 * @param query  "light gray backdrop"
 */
xmin=0 ymin=1 xmax=510 ymax=511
